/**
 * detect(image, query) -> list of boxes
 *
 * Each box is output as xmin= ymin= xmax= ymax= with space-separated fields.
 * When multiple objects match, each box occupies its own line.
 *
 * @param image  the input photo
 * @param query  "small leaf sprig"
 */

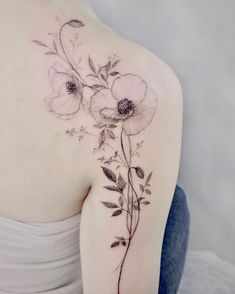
xmin=99 ymin=126 xmax=153 ymax=293
xmin=87 ymin=56 xmax=120 ymax=90
xmin=93 ymin=123 xmax=117 ymax=149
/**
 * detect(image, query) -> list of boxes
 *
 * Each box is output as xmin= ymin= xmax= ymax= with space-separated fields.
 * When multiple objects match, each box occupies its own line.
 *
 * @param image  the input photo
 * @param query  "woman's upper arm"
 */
xmin=79 ymin=56 xmax=183 ymax=294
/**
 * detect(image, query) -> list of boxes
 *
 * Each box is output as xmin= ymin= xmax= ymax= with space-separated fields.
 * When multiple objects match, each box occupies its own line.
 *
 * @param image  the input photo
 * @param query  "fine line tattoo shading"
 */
xmin=33 ymin=19 xmax=158 ymax=294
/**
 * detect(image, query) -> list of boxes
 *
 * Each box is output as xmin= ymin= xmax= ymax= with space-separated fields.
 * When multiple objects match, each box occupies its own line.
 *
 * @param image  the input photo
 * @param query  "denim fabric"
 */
xmin=158 ymin=185 xmax=190 ymax=294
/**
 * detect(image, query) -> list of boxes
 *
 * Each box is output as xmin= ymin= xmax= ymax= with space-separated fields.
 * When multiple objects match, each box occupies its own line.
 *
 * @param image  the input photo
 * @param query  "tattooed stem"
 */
xmin=120 ymin=128 xmax=129 ymax=165
xmin=127 ymin=132 xmax=132 ymax=166
xmin=117 ymin=128 xmax=139 ymax=293
xmin=127 ymin=133 xmax=142 ymax=239
xmin=119 ymin=191 xmax=130 ymax=216
xmin=125 ymin=132 xmax=141 ymax=237
xmin=117 ymin=237 xmax=132 ymax=294
xmin=120 ymin=127 xmax=132 ymax=233
xmin=59 ymin=22 xmax=86 ymax=85
xmin=117 ymin=182 xmax=139 ymax=293
xmin=129 ymin=171 xmax=141 ymax=239
xmin=127 ymin=169 xmax=134 ymax=233
xmin=124 ymin=174 xmax=131 ymax=234
xmin=127 ymin=134 xmax=136 ymax=240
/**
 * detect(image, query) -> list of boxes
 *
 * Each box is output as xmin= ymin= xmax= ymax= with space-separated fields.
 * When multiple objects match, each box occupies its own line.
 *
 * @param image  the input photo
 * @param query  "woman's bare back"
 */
xmin=0 ymin=0 xmax=181 ymax=222
xmin=0 ymin=1 xmax=95 ymax=221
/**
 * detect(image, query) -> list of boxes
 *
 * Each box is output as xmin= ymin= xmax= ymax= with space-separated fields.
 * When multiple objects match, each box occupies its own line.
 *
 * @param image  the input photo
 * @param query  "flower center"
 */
xmin=66 ymin=81 xmax=78 ymax=94
xmin=117 ymin=98 xmax=135 ymax=116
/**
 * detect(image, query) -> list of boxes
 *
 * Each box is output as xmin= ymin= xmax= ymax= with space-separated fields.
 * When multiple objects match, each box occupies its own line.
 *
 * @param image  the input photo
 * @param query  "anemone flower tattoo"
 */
xmin=90 ymin=73 xmax=158 ymax=135
xmin=45 ymin=67 xmax=83 ymax=120
xmin=33 ymin=18 xmax=158 ymax=294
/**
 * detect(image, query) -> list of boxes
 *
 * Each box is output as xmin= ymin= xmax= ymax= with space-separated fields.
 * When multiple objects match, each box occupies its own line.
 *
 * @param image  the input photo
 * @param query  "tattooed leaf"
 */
xmin=112 ymin=209 xmax=122 ymax=216
xmin=103 ymin=185 xmax=120 ymax=192
xmin=134 ymin=197 xmax=145 ymax=203
xmin=142 ymin=201 xmax=151 ymax=205
xmin=98 ymin=129 xmax=106 ymax=148
xmin=87 ymin=73 xmax=97 ymax=78
xmin=67 ymin=19 xmax=85 ymax=28
xmin=101 ymin=201 xmax=118 ymax=209
xmin=91 ymin=84 xmax=104 ymax=90
xmin=110 ymin=71 xmax=119 ymax=76
xmin=100 ymin=73 xmax=107 ymax=81
xmin=112 ymin=59 xmax=120 ymax=68
xmin=135 ymin=167 xmax=145 ymax=179
xmin=101 ymin=167 xmax=117 ymax=183
xmin=111 ymin=241 xmax=120 ymax=248
xmin=88 ymin=56 xmax=96 ymax=74
xmin=121 ymin=241 xmax=127 ymax=246
xmin=105 ymin=61 xmax=111 ymax=73
xmin=97 ymin=65 xmax=103 ymax=75
xmin=93 ymin=123 xmax=105 ymax=129
xmin=107 ymin=129 xmax=115 ymax=140
xmin=33 ymin=40 xmax=47 ymax=47
xmin=117 ymin=174 xmax=126 ymax=192
xmin=115 ymin=236 xmax=125 ymax=241
xmin=108 ymin=124 xmax=117 ymax=129
xmin=139 ymin=184 xmax=145 ymax=192
xmin=118 ymin=195 xmax=124 ymax=207
xmin=45 ymin=51 xmax=57 ymax=55
xmin=145 ymin=172 xmax=153 ymax=185
xmin=145 ymin=189 xmax=151 ymax=195
xmin=133 ymin=204 xmax=140 ymax=210
xmin=52 ymin=40 xmax=57 ymax=52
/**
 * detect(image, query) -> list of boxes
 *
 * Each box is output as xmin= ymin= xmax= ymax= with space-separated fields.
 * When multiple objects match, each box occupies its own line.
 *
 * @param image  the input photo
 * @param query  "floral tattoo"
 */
xmin=33 ymin=19 xmax=158 ymax=293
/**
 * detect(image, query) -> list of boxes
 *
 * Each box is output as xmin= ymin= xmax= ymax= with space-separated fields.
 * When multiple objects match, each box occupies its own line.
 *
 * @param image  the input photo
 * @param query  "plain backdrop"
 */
xmin=83 ymin=0 xmax=235 ymax=265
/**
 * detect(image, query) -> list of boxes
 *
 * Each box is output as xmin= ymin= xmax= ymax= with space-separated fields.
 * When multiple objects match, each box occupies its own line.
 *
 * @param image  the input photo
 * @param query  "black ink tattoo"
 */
xmin=33 ymin=18 xmax=158 ymax=294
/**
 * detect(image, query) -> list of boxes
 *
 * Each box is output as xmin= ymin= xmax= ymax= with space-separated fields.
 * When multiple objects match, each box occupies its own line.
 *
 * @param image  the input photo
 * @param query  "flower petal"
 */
xmin=48 ymin=68 xmax=69 ymax=95
xmin=100 ymin=107 xmax=119 ymax=118
xmin=50 ymin=62 xmax=71 ymax=74
xmin=111 ymin=74 xmax=147 ymax=104
xmin=100 ymin=107 xmax=130 ymax=121
xmin=52 ymin=113 xmax=75 ymax=120
xmin=46 ymin=92 xmax=82 ymax=120
xmin=89 ymin=89 xmax=119 ymax=123
xmin=48 ymin=68 xmax=80 ymax=96
xmin=122 ymin=87 xmax=158 ymax=135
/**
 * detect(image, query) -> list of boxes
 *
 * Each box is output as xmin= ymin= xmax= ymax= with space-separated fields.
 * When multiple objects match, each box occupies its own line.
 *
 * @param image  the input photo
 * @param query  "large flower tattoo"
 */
xmin=33 ymin=19 xmax=159 ymax=294
xmin=89 ymin=74 xmax=158 ymax=135
xmin=45 ymin=67 xmax=83 ymax=120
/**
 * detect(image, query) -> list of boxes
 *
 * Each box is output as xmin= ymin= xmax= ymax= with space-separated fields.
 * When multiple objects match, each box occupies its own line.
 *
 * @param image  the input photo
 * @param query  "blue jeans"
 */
xmin=158 ymin=186 xmax=190 ymax=294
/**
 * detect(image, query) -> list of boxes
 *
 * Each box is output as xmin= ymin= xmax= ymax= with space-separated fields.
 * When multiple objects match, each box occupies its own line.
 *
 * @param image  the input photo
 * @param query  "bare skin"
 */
xmin=0 ymin=1 xmax=182 ymax=293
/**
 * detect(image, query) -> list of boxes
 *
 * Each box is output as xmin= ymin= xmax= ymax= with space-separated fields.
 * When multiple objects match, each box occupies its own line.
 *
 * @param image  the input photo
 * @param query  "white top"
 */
xmin=0 ymin=213 xmax=83 ymax=293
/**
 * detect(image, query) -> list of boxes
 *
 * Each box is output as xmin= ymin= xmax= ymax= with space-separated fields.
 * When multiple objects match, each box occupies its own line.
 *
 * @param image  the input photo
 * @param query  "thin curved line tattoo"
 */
xmin=33 ymin=18 xmax=158 ymax=294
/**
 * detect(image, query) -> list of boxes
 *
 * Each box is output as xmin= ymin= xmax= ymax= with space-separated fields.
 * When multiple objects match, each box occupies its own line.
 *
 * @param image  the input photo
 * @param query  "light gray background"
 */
xmin=86 ymin=0 xmax=235 ymax=264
